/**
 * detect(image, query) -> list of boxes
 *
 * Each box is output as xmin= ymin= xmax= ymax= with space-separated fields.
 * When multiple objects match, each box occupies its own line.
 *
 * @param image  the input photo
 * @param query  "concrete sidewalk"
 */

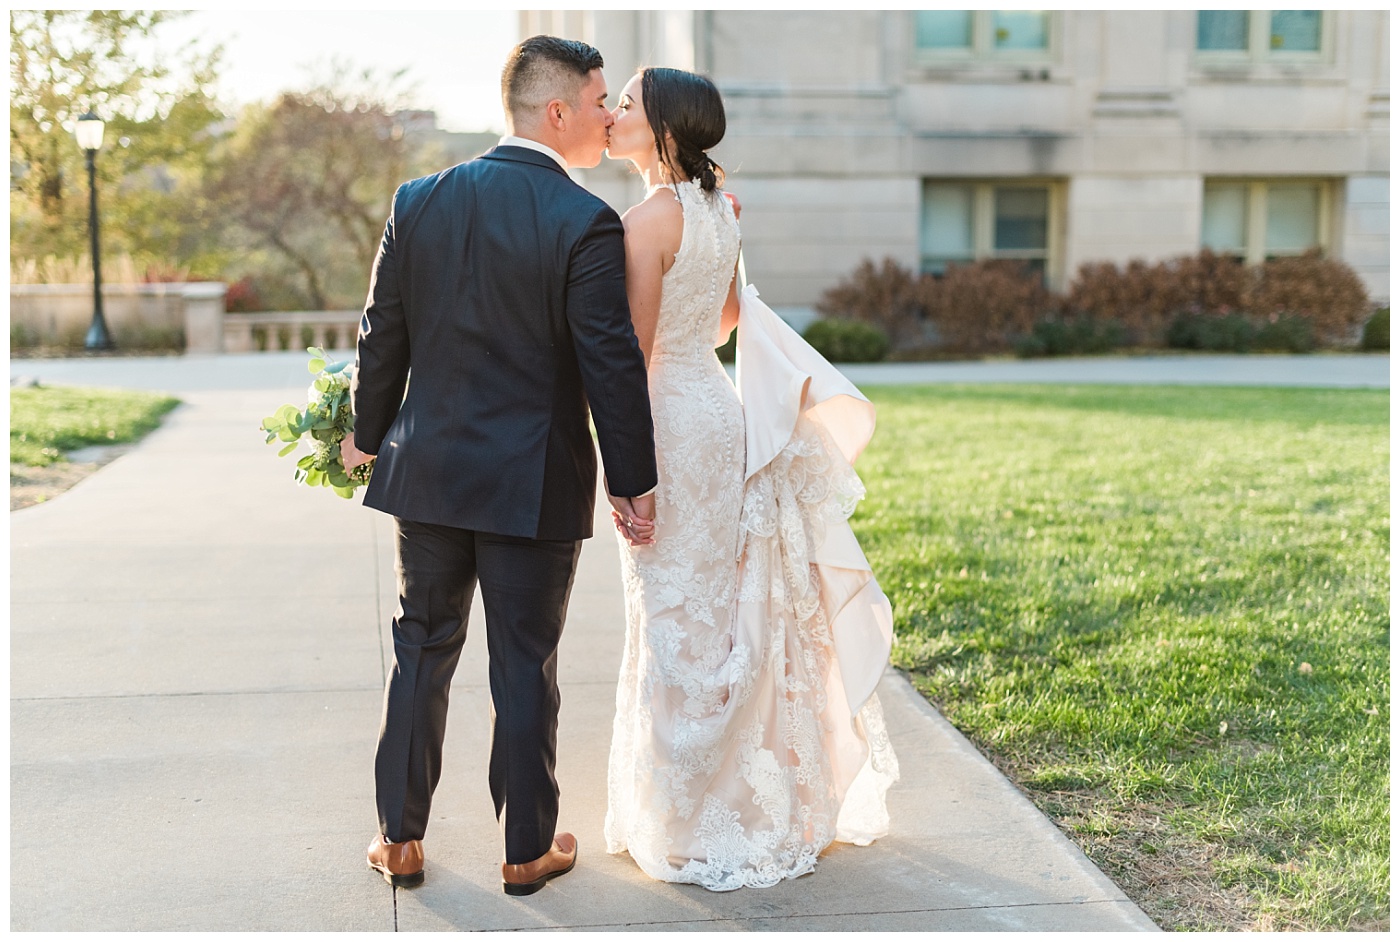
xmin=7 ymin=363 xmax=1172 ymax=931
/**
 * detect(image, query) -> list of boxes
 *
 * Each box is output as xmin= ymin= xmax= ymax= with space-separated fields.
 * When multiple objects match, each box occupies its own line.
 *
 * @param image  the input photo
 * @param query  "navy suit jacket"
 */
xmin=350 ymin=146 xmax=658 ymax=540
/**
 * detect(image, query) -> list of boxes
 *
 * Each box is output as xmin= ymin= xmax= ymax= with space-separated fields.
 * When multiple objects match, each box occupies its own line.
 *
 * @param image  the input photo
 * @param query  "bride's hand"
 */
xmin=608 ymin=492 xmax=656 ymax=546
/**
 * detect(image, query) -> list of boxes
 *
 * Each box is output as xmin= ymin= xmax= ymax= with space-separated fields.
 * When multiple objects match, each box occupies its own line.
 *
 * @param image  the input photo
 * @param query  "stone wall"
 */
xmin=9 ymin=283 xmax=228 ymax=353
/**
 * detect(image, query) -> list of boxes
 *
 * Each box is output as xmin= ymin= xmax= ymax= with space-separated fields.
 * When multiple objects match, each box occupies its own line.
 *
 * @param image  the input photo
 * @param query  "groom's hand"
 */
xmin=722 ymin=190 xmax=741 ymax=220
xmin=607 ymin=492 xmax=656 ymax=546
xmin=340 ymin=437 xmax=375 ymax=471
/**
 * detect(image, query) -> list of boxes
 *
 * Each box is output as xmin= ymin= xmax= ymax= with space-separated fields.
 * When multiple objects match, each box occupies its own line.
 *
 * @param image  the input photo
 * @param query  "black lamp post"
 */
xmin=75 ymin=111 xmax=112 ymax=351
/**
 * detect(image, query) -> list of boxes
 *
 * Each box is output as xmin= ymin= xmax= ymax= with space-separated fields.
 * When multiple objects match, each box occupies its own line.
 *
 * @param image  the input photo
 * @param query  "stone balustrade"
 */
xmin=8 ymin=282 xmax=370 ymax=355
xmin=221 ymin=311 xmax=362 ymax=353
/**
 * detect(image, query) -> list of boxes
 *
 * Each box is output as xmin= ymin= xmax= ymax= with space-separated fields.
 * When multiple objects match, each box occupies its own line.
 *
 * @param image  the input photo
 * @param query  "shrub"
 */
xmin=715 ymin=332 xmax=736 ymax=363
xmin=11 ymin=323 xmax=42 ymax=350
xmin=815 ymin=258 xmax=926 ymax=350
xmin=1166 ymin=312 xmax=1256 ymax=352
xmin=922 ymin=260 xmax=1053 ymax=355
xmin=1254 ymin=314 xmax=1315 ymax=353
xmin=1015 ymin=317 xmax=1125 ymax=358
xmin=141 ymin=260 xmax=191 ymax=283
xmin=1361 ymin=308 xmax=1389 ymax=351
xmin=820 ymin=250 xmax=1374 ymax=358
xmin=1167 ymin=250 xmax=1251 ymax=319
xmin=225 ymin=276 xmax=263 ymax=313
xmin=803 ymin=319 xmax=890 ymax=363
xmin=112 ymin=324 xmax=185 ymax=352
xmin=1067 ymin=250 xmax=1248 ymax=345
xmin=1247 ymin=250 xmax=1370 ymax=344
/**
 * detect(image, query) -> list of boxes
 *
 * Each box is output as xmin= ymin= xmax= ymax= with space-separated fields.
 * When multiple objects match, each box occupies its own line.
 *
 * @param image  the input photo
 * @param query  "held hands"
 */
xmin=608 ymin=491 xmax=656 ymax=547
xmin=340 ymin=436 xmax=375 ymax=472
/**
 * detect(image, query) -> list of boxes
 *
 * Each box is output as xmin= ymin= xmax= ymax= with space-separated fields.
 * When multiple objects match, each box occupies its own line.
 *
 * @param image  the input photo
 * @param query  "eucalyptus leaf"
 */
xmin=278 ymin=441 xmax=299 ymax=457
xmin=308 ymin=358 xmax=327 ymax=375
xmin=333 ymin=485 xmax=355 ymax=499
xmin=325 ymin=360 xmax=349 ymax=374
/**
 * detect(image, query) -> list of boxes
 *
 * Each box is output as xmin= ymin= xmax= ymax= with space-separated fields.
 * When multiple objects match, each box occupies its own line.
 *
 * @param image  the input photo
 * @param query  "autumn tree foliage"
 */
xmin=207 ymin=67 xmax=426 ymax=309
xmin=9 ymin=10 xmax=223 ymax=265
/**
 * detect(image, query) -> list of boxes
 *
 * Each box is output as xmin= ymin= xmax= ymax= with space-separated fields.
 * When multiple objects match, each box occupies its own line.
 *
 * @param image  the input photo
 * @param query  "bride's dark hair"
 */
xmin=640 ymin=67 xmax=726 ymax=192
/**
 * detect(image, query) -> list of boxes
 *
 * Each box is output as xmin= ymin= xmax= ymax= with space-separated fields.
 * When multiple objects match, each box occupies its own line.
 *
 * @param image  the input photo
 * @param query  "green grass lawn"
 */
xmin=854 ymin=384 xmax=1389 ymax=931
xmin=10 ymin=385 xmax=180 ymax=466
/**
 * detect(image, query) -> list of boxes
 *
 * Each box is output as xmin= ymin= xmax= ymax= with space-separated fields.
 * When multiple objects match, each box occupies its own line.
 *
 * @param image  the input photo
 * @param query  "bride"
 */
xmin=602 ymin=67 xmax=900 ymax=892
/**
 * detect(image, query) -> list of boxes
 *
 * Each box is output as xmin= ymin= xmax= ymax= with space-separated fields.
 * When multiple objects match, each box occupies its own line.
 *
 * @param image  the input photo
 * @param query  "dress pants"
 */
xmin=376 ymin=517 xmax=582 ymax=865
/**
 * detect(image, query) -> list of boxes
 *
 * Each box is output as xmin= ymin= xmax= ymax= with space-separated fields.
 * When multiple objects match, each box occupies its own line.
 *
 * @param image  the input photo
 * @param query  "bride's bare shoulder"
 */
xmin=621 ymin=189 xmax=684 ymax=257
xmin=622 ymin=189 xmax=682 ymax=228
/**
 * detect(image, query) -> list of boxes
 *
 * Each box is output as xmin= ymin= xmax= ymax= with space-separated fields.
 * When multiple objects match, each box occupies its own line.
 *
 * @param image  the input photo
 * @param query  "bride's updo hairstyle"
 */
xmin=641 ymin=67 xmax=726 ymax=192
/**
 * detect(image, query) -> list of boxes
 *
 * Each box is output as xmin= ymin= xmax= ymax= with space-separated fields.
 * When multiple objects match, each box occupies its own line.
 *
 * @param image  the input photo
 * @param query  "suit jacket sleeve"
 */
xmin=567 ymin=205 xmax=659 ymax=498
xmin=351 ymin=184 xmax=410 ymax=455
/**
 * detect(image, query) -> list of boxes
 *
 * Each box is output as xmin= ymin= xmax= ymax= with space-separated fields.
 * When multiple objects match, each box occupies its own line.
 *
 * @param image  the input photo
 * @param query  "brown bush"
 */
xmin=1247 ymin=249 xmax=1371 ymax=343
xmin=815 ymin=257 xmax=928 ymax=350
xmin=816 ymin=257 xmax=1053 ymax=356
xmin=922 ymin=260 xmax=1053 ymax=355
xmin=820 ymin=250 xmax=1372 ymax=356
xmin=1170 ymin=250 xmax=1250 ymax=315
xmin=1067 ymin=257 xmax=1195 ymax=342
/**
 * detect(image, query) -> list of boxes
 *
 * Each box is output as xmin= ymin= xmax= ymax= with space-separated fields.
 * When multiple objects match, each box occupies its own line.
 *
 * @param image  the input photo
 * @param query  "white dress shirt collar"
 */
xmin=497 ymin=135 xmax=569 ymax=171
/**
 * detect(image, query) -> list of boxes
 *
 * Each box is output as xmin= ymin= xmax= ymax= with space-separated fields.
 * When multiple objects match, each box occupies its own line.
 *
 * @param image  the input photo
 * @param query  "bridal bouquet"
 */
xmin=260 ymin=347 xmax=373 ymax=499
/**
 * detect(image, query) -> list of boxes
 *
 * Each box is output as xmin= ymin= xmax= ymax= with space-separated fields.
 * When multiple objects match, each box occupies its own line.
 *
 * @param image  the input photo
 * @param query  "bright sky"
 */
xmin=157 ymin=10 xmax=521 ymax=133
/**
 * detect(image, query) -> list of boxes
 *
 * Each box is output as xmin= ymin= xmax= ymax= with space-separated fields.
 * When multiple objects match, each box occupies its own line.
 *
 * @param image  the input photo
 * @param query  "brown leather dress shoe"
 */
xmin=501 ymin=833 xmax=577 ymax=896
xmin=367 ymin=834 xmax=425 ymax=888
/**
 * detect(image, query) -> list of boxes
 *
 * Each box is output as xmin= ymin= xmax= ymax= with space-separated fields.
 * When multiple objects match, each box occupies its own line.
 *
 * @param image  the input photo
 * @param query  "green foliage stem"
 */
xmin=259 ymin=347 xmax=373 ymax=498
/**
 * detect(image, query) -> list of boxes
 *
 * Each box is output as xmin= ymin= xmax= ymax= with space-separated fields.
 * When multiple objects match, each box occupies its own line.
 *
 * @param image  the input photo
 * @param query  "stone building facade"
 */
xmin=522 ymin=10 xmax=1389 ymax=323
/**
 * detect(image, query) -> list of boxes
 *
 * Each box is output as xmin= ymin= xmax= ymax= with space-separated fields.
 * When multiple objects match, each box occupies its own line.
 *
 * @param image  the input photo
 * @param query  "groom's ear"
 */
xmin=545 ymin=98 xmax=569 ymax=130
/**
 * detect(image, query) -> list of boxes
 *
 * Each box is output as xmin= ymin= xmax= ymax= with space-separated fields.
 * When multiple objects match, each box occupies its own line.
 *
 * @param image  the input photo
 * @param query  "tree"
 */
xmin=208 ymin=66 xmax=426 ymax=309
xmin=9 ymin=10 xmax=223 ymax=266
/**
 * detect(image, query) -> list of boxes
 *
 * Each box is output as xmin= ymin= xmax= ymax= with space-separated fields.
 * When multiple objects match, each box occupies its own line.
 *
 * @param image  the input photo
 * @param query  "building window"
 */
xmin=1202 ymin=180 xmax=1330 ymax=263
xmin=1195 ymin=11 xmax=1325 ymax=60
xmin=921 ymin=180 xmax=1057 ymax=283
xmin=914 ymin=11 xmax=1054 ymax=58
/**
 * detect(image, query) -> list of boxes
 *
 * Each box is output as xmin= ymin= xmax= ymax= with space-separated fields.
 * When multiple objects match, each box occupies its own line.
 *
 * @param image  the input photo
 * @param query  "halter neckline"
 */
xmin=647 ymin=178 xmax=697 ymax=199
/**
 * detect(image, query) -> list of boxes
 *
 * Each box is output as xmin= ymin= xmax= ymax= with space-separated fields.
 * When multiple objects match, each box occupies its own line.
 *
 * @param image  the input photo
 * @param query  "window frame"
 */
xmin=1193 ymin=10 xmax=1332 ymax=68
xmin=911 ymin=10 xmax=1060 ymax=64
xmin=920 ymin=178 xmax=1066 ymax=290
xmin=1200 ymin=178 xmax=1334 ymax=264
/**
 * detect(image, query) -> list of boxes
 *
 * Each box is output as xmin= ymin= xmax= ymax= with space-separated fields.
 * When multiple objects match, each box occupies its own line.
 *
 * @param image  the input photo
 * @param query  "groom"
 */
xmin=343 ymin=35 xmax=657 ymax=895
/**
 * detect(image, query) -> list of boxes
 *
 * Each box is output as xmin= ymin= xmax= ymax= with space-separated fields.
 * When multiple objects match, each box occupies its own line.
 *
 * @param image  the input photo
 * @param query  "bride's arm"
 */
xmin=621 ymin=209 xmax=665 ymax=366
xmin=715 ymin=191 xmax=742 ymax=348
xmin=715 ymin=262 xmax=740 ymax=347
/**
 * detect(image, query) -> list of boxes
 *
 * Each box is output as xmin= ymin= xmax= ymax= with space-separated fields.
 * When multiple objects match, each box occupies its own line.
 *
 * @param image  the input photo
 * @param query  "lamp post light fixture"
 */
xmin=75 ymin=111 xmax=112 ymax=351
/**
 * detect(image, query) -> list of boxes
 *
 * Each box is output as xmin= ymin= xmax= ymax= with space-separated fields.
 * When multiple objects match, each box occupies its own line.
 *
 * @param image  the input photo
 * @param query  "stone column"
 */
xmin=182 ymin=282 xmax=228 ymax=354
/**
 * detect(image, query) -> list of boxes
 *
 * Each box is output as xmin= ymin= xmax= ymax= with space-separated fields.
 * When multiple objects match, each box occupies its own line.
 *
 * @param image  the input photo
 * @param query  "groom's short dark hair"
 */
xmin=502 ymin=35 xmax=605 ymax=122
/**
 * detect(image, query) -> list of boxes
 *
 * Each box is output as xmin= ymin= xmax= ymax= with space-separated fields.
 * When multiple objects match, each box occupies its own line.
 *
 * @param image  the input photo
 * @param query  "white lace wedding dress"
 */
xmin=605 ymin=179 xmax=899 ymax=891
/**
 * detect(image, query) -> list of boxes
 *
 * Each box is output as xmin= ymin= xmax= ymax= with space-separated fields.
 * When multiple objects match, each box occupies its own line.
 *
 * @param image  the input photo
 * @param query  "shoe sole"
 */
xmin=370 ymin=863 xmax=424 ymax=889
xmin=502 ymin=855 xmax=576 ymax=896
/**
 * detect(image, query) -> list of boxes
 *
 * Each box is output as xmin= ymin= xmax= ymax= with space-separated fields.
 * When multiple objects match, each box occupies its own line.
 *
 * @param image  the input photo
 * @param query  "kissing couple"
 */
xmin=342 ymin=34 xmax=898 ymax=896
